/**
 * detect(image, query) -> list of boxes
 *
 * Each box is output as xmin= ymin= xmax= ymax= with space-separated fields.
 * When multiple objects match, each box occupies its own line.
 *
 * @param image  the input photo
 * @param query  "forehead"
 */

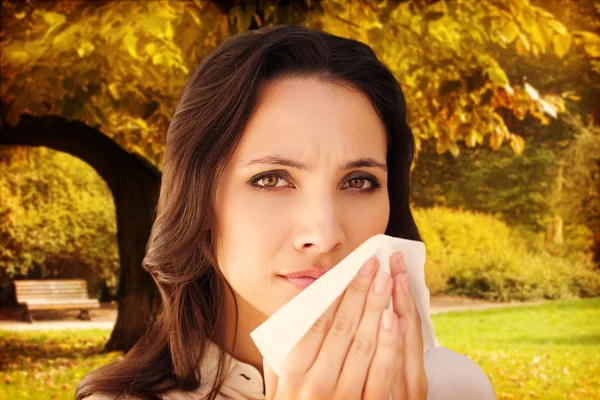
xmin=232 ymin=78 xmax=387 ymax=163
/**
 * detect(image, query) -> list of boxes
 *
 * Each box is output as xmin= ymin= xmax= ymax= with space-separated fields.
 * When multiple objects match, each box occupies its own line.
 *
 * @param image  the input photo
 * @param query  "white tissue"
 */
xmin=250 ymin=233 xmax=439 ymax=378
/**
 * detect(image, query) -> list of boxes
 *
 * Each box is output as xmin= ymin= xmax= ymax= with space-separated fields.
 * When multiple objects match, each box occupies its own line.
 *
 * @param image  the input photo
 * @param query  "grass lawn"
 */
xmin=0 ymin=329 xmax=123 ymax=400
xmin=433 ymin=297 xmax=600 ymax=399
xmin=0 ymin=298 xmax=598 ymax=399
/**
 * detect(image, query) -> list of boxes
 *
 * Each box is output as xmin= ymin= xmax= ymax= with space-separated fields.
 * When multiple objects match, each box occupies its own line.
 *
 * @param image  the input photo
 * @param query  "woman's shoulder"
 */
xmin=424 ymin=346 xmax=497 ymax=400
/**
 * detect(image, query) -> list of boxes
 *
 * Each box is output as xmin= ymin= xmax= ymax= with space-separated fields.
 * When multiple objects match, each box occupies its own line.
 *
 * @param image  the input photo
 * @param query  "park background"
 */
xmin=0 ymin=0 xmax=599 ymax=399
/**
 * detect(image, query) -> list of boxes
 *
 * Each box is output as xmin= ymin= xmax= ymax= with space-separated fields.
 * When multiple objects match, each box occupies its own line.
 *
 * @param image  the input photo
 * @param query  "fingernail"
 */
xmin=360 ymin=257 xmax=375 ymax=275
xmin=396 ymin=252 xmax=406 ymax=273
xmin=382 ymin=309 xmax=395 ymax=331
xmin=374 ymin=271 xmax=388 ymax=294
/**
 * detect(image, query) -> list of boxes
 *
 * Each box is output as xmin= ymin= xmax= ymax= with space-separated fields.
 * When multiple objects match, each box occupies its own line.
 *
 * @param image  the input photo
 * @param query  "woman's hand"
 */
xmin=263 ymin=254 xmax=402 ymax=400
xmin=389 ymin=252 xmax=429 ymax=400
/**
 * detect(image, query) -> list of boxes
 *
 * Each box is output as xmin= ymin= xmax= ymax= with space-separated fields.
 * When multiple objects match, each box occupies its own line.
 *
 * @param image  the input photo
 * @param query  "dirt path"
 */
xmin=0 ymin=302 xmax=119 ymax=332
xmin=0 ymin=296 xmax=547 ymax=332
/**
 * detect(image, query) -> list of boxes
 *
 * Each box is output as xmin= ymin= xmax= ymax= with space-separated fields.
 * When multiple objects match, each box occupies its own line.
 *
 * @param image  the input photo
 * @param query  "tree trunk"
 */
xmin=545 ymin=215 xmax=564 ymax=251
xmin=1 ymin=114 xmax=162 ymax=353
xmin=593 ymin=227 xmax=600 ymax=268
xmin=545 ymin=160 xmax=564 ymax=254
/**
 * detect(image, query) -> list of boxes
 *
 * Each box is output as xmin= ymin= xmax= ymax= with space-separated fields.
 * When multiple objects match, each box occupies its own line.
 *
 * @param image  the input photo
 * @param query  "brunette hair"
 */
xmin=76 ymin=24 xmax=422 ymax=400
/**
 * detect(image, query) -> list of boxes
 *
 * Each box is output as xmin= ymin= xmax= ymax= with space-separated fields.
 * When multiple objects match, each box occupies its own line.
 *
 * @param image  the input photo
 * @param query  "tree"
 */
xmin=1 ymin=0 xmax=598 ymax=352
xmin=4 ymin=0 xmax=599 ymax=160
xmin=1 ymin=0 xmax=225 ymax=353
xmin=561 ymin=118 xmax=600 ymax=265
xmin=1 ymin=115 xmax=162 ymax=352
xmin=411 ymin=138 xmax=556 ymax=231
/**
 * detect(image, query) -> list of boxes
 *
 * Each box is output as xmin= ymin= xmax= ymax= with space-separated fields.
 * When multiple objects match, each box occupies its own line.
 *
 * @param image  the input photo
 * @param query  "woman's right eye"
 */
xmin=250 ymin=173 xmax=291 ymax=191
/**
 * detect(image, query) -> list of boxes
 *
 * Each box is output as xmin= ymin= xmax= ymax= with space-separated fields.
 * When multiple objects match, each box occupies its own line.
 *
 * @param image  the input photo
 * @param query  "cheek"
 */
xmin=343 ymin=193 xmax=390 ymax=233
xmin=215 ymin=190 xmax=290 ymax=279
xmin=216 ymin=175 xmax=286 ymax=237
xmin=220 ymin=190 xmax=291 ymax=237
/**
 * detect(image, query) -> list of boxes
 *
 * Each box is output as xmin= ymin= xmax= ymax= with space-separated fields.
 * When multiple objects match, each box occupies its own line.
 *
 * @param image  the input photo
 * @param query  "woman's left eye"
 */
xmin=342 ymin=177 xmax=373 ymax=190
xmin=249 ymin=172 xmax=381 ymax=193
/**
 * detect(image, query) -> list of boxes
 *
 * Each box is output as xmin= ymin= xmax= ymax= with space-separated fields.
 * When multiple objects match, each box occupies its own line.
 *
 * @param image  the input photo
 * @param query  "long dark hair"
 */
xmin=75 ymin=24 xmax=422 ymax=400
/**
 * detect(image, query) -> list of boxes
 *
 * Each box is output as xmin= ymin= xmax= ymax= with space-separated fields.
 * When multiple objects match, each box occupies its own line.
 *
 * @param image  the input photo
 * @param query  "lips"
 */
xmin=280 ymin=276 xmax=318 ymax=289
xmin=279 ymin=268 xmax=330 ymax=289
xmin=280 ymin=269 xmax=328 ymax=279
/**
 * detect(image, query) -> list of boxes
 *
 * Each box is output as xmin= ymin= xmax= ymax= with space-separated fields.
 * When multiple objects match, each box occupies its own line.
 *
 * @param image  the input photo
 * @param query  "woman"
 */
xmin=77 ymin=24 xmax=496 ymax=400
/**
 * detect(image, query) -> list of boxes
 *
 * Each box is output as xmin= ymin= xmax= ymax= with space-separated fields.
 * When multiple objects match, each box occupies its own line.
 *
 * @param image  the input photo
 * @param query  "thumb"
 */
xmin=262 ymin=358 xmax=279 ymax=400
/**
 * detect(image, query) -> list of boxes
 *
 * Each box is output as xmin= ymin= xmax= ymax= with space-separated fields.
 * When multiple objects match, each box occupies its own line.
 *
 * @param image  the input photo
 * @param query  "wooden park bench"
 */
xmin=13 ymin=279 xmax=100 ymax=323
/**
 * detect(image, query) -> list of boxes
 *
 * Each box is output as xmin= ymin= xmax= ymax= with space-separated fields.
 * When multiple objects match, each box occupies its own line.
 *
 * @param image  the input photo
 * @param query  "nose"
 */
xmin=293 ymin=192 xmax=346 ymax=254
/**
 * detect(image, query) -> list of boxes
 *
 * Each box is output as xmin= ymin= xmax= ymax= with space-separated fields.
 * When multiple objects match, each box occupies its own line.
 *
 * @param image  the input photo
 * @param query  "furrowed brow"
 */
xmin=240 ymin=156 xmax=387 ymax=172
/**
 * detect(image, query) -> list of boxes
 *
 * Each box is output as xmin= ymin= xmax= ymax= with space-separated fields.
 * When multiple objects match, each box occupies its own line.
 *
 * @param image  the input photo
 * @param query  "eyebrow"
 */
xmin=240 ymin=156 xmax=388 ymax=172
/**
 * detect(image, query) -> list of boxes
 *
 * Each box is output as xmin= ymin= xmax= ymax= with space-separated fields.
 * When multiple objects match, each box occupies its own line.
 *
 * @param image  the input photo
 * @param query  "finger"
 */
xmin=310 ymin=256 xmax=380 ymax=391
xmin=283 ymin=291 xmax=344 ymax=379
xmin=263 ymin=359 xmax=279 ymax=400
xmin=393 ymin=253 xmax=427 ymax=399
xmin=389 ymin=251 xmax=406 ymax=279
xmin=392 ymin=253 xmax=415 ymax=325
xmin=391 ymin=318 xmax=408 ymax=400
xmin=363 ymin=309 xmax=400 ymax=399
xmin=402 ymin=286 xmax=427 ymax=399
xmin=335 ymin=263 xmax=393 ymax=396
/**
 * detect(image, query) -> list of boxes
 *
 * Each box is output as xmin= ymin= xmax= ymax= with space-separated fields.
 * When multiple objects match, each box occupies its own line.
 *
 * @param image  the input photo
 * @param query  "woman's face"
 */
xmin=214 ymin=77 xmax=390 ymax=318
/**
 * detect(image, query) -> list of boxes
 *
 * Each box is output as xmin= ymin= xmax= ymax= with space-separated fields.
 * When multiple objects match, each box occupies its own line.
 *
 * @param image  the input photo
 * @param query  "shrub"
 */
xmin=414 ymin=207 xmax=600 ymax=301
xmin=0 ymin=148 xmax=119 ymax=303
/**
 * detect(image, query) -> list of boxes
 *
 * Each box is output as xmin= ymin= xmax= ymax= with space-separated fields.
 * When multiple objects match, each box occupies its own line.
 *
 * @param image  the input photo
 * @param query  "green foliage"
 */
xmin=412 ymin=140 xmax=556 ymax=231
xmin=415 ymin=207 xmax=600 ymax=300
xmin=562 ymin=223 xmax=595 ymax=263
xmin=0 ymin=147 xmax=119 ymax=301
xmin=561 ymin=118 xmax=600 ymax=233
xmin=433 ymin=297 xmax=600 ymax=399
xmin=411 ymin=114 xmax=600 ymax=267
